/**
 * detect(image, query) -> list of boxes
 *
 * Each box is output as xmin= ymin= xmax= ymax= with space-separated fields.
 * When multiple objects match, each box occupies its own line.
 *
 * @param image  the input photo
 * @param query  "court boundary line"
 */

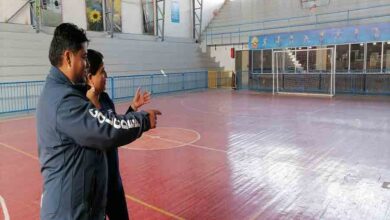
xmin=0 ymin=196 xmax=10 ymax=220
xmin=0 ymin=115 xmax=35 ymax=123
xmin=0 ymin=142 xmax=185 ymax=220
xmin=125 ymin=195 xmax=185 ymax=220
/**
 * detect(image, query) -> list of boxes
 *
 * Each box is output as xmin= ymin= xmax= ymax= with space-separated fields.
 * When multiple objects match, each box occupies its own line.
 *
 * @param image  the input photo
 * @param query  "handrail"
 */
xmin=206 ymin=13 xmax=390 ymax=37
xmin=6 ymin=0 xmax=32 ymax=23
xmin=208 ymin=3 xmax=390 ymax=29
xmin=6 ymin=0 xmax=40 ymax=33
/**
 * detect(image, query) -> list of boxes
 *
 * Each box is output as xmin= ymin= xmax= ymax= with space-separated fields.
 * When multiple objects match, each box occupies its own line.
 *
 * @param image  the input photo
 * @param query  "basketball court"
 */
xmin=1 ymin=0 xmax=390 ymax=219
xmin=1 ymin=90 xmax=390 ymax=219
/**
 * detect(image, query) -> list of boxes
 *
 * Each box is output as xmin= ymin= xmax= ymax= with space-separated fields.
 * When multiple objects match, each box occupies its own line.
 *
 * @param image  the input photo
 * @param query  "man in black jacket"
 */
xmin=36 ymin=23 xmax=161 ymax=220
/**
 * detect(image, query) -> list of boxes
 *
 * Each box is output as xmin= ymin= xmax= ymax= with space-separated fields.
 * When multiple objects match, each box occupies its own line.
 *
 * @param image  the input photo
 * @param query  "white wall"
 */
xmin=0 ymin=0 xmax=31 ymax=24
xmin=62 ymin=0 xmax=87 ymax=29
xmin=209 ymin=45 xmax=235 ymax=71
xmin=164 ymin=0 xmax=192 ymax=38
xmin=202 ymin=0 xmax=225 ymax=31
xmin=122 ymin=0 xmax=143 ymax=34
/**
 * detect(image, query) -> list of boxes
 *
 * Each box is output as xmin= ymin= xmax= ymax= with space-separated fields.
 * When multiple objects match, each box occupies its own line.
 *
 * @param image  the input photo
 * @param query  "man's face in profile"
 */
xmin=71 ymin=43 xmax=89 ymax=83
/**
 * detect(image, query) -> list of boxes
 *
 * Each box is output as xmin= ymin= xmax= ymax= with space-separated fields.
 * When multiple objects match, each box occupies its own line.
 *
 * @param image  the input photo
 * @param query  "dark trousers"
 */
xmin=106 ymin=149 xmax=130 ymax=220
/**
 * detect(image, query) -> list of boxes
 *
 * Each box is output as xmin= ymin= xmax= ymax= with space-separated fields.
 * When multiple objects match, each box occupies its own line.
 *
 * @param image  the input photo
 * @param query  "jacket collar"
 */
xmin=48 ymin=66 xmax=74 ymax=86
xmin=47 ymin=66 xmax=88 ymax=93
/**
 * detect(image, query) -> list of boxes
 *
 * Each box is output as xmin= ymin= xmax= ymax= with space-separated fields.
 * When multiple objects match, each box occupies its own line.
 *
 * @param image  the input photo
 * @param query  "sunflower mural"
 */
xmin=86 ymin=0 xmax=104 ymax=31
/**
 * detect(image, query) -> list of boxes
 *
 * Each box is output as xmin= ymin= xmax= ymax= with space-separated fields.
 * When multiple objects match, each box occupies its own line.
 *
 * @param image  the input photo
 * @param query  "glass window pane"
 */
xmin=263 ymin=50 xmax=272 ymax=73
xmin=350 ymin=44 xmax=364 ymax=72
xmin=366 ymin=42 xmax=382 ymax=72
xmin=384 ymin=42 xmax=390 ymax=73
xmin=296 ymin=47 xmax=308 ymax=72
xmin=252 ymin=51 xmax=262 ymax=73
xmin=335 ymin=45 xmax=349 ymax=72
xmin=308 ymin=47 xmax=332 ymax=72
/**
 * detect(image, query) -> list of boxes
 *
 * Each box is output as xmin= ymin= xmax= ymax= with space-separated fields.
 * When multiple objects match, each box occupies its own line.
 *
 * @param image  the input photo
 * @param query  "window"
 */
xmin=335 ymin=45 xmax=349 ymax=72
xmin=263 ymin=50 xmax=272 ymax=73
xmin=350 ymin=43 xmax=364 ymax=72
xmin=384 ymin=42 xmax=390 ymax=73
xmin=296 ymin=47 xmax=308 ymax=72
xmin=252 ymin=50 xmax=262 ymax=73
xmin=366 ymin=42 xmax=382 ymax=73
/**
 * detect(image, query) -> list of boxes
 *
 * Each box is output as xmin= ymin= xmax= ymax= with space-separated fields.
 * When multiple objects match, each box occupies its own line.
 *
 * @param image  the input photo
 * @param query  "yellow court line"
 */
xmin=0 ymin=115 xmax=35 ymax=123
xmin=0 ymin=142 xmax=38 ymax=160
xmin=125 ymin=195 xmax=185 ymax=220
xmin=0 ymin=142 xmax=185 ymax=219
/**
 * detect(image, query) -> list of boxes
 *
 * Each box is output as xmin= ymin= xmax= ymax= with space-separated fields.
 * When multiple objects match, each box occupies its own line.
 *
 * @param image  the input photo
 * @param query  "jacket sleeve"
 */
xmin=56 ymin=94 xmax=150 ymax=151
xmin=125 ymin=105 xmax=134 ymax=114
xmin=100 ymin=92 xmax=116 ymax=112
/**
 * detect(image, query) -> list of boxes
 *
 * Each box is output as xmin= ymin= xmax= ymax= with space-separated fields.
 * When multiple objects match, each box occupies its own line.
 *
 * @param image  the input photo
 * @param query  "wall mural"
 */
xmin=249 ymin=23 xmax=390 ymax=49
xmin=86 ymin=0 xmax=104 ymax=31
xmin=113 ymin=0 xmax=122 ymax=32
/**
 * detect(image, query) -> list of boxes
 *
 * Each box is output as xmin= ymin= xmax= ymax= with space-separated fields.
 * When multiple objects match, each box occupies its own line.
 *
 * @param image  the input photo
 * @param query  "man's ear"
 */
xmin=86 ymin=73 xmax=92 ymax=81
xmin=63 ymin=50 xmax=72 ymax=67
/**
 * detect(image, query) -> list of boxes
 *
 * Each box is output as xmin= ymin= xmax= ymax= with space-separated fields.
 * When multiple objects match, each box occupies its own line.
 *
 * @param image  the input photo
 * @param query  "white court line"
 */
xmin=123 ymin=126 xmax=228 ymax=153
xmin=187 ymin=143 xmax=227 ymax=153
xmin=0 ymin=115 xmax=34 ymax=123
xmin=0 ymin=195 xmax=10 ymax=220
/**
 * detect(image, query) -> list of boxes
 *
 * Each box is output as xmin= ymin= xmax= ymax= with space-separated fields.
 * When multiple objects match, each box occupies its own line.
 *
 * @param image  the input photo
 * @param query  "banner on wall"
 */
xmin=86 ymin=0 xmax=104 ymax=31
xmin=113 ymin=0 xmax=122 ymax=32
xmin=249 ymin=22 xmax=390 ymax=50
xmin=171 ymin=0 xmax=180 ymax=23
xmin=41 ymin=0 xmax=62 ymax=27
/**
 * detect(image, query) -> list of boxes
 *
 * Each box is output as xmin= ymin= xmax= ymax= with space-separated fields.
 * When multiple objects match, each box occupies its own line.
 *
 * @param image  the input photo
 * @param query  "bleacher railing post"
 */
xmin=182 ymin=73 xmax=185 ymax=90
xmin=25 ymin=82 xmax=29 ymax=110
xmin=110 ymin=77 xmax=115 ymax=100
xmin=151 ymin=75 xmax=154 ymax=94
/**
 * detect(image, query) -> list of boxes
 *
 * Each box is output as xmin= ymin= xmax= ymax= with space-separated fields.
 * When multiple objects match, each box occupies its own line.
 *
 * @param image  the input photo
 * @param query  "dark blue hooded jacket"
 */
xmin=36 ymin=66 xmax=150 ymax=220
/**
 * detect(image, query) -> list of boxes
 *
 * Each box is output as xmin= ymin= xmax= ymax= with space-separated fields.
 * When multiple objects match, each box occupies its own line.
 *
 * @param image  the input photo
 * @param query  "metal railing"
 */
xmin=204 ymin=3 xmax=390 ymax=45
xmin=0 ymin=71 xmax=208 ymax=114
xmin=6 ymin=0 xmax=40 ymax=33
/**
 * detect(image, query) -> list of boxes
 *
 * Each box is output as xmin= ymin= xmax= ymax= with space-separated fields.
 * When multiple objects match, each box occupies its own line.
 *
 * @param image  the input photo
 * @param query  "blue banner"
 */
xmin=171 ymin=0 xmax=180 ymax=23
xmin=249 ymin=22 xmax=390 ymax=49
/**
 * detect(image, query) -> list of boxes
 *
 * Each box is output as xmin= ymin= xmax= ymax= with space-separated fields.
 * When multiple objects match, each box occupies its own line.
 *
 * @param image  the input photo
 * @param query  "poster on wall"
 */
xmin=171 ymin=0 xmax=180 ymax=23
xmin=41 ymin=0 xmax=62 ymax=27
xmin=86 ymin=0 xmax=104 ymax=31
xmin=113 ymin=0 xmax=122 ymax=32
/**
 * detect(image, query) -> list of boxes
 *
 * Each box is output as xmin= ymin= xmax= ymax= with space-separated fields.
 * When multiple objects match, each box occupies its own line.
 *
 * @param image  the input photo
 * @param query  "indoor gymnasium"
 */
xmin=0 ymin=0 xmax=390 ymax=219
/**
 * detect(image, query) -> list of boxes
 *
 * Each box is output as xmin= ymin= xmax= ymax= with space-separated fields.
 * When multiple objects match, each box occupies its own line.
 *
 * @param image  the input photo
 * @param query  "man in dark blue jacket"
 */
xmin=36 ymin=23 xmax=161 ymax=220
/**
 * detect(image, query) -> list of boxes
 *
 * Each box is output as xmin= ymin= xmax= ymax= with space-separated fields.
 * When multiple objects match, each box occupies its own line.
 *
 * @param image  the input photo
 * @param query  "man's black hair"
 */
xmin=49 ymin=23 xmax=89 ymax=67
xmin=87 ymin=49 xmax=104 ymax=76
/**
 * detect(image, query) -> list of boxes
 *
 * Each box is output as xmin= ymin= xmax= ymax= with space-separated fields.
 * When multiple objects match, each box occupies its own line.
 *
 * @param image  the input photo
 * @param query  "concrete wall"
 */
xmin=202 ymin=0 xmax=225 ymax=31
xmin=208 ymin=44 xmax=250 ymax=71
xmin=62 ymin=0 xmax=87 ymax=29
xmin=122 ymin=0 xmax=143 ymax=34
